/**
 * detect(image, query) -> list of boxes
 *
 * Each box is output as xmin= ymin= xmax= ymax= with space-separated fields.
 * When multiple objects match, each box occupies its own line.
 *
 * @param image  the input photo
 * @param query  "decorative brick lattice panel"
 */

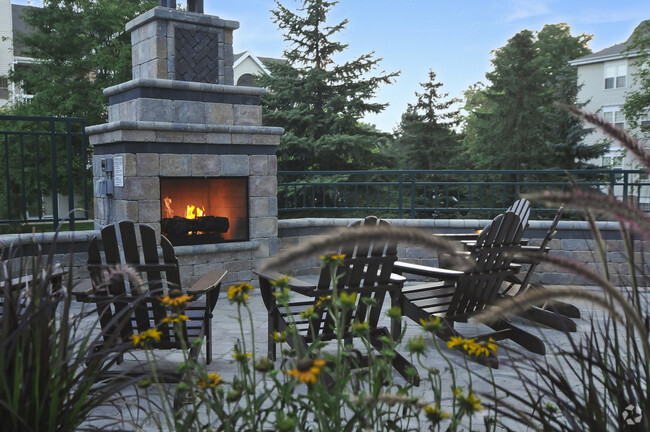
xmin=175 ymin=28 xmax=220 ymax=83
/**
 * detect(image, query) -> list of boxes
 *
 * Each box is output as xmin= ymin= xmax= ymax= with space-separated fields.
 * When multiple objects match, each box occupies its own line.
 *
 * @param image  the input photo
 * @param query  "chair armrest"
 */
xmin=254 ymin=270 xmax=317 ymax=296
xmin=436 ymin=232 xmax=481 ymax=241
xmin=72 ymin=279 xmax=93 ymax=301
xmin=390 ymin=273 xmax=406 ymax=284
xmin=188 ymin=269 xmax=227 ymax=296
xmin=394 ymin=261 xmax=464 ymax=279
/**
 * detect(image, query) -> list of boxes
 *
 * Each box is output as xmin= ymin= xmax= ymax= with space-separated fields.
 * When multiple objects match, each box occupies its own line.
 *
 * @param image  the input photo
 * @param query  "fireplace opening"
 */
xmin=160 ymin=177 xmax=249 ymax=245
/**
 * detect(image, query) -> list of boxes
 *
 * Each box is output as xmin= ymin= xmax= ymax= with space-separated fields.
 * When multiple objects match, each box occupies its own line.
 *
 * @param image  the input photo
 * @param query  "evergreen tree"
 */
xmin=466 ymin=30 xmax=546 ymax=170
xmin=257 ymin=0 xmax=399 ymax=171
xmin=395 ymin=70 xmax=462 ymax=169
xmin=8 ymin=0 xmax=157 ymax=125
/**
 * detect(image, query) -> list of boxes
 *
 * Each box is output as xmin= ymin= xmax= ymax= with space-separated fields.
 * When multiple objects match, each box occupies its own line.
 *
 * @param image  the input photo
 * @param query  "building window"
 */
xmin=602 ymin=106 xmax=625 ymax=129
xmin=605 ymin=61 xmax=627 ymax=89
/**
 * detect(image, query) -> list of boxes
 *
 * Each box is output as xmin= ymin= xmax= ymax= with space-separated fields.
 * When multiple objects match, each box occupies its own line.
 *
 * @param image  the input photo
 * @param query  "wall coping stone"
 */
xmin=86 ymin=121 xmax=284 ymax=137
xmin=103 ymin=78 xmax=266 ymax=98
xmin=0 ymin=219 xmax=626 ymax=249
xmin=278 ymin=218 xmax=624 ymax=232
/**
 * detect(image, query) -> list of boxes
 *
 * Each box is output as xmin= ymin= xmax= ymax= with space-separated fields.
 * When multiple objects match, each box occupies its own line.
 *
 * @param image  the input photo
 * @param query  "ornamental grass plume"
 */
xmin=259 ymin=225 xmax=472 ymax=273
xmin=558 ymin=102 xmax=650 ymax=171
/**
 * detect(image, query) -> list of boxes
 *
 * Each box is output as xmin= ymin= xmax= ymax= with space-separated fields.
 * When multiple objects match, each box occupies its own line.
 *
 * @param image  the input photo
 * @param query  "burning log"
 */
xmin=161 ymin=216 xmax=229 ymax=235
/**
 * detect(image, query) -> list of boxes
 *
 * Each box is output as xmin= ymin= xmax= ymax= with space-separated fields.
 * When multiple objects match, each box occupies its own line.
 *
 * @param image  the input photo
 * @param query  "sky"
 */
xmin=12 ymin=0 xmax=650 ymax=132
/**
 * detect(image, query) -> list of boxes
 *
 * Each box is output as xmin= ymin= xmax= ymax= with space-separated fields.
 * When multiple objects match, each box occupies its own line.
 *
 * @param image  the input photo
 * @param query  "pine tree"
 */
xmin=257 ymin=0 xmax=399 ymax=171
xmin=395 ymin=70 xmax=462 ymax=169
xmin=8 ymin=0 xmax=157 ymax=125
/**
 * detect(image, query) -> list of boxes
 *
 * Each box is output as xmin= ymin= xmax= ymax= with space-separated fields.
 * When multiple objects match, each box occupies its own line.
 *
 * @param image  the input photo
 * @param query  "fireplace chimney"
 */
xmin=85 ymin=6 xmax=283 ymax=284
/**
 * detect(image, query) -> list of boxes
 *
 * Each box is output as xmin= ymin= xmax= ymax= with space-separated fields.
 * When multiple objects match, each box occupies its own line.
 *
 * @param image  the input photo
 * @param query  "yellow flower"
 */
xmin=420 ymin=316 xmax=443 ymax=333
xmin=406 ymin=335 xmax=427 ymax=355
xmin=319 ymin=253 xmax=346 ymax=267
xmin=300 ymin=306 xmax=316 ymax=319
xmin=467 ymin=338 xmax=498 ymax=357
xmin=232 ymin=351 xmax=253 ymax=362
xmin=130 ymin=328 xmax=162 ymax=347
xmin=338 ymin=291 xmax=357 ymax=308
xmin=270 ymin=330 xmax=287 ymax=342
xmin=351 ymin=321 xmax=369 ymax=334
xmin=447 ymin=336 xmax=497 ymax=358
xmin=160 ymin=293 xmax=193 ymax=308
xmin=161 ymin=314 xmax=189 ymax=324
xmin=271 ymin=275 xmax=290 ymax=288
xmin=197 ymin=373 xmax=223 ymax=389
xmin=315 ymin=295 xmax=331 ymax=307
xmin=286 ymin=358 xmax=327 ymax=384
xmin=457 ymin=391 xmax=484 ymax=414
xmin=228 ymin=283 xmax=253 ymax=303
xmin=424 ymin=403 xmax=450 ymax=423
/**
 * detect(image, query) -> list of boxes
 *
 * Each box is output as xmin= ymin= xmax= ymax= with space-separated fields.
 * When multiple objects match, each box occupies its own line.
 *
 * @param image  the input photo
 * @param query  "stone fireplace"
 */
xmin=85 ymin=6 xmax=283 ymax=285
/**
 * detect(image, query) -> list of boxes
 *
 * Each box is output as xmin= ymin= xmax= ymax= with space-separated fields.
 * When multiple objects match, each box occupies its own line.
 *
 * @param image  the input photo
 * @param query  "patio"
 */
xmin=75 ymin=281 xmax=612 ymax=431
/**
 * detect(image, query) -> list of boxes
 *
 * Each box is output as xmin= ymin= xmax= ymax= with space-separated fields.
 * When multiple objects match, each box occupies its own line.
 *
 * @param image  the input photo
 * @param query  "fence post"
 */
xmin=398 ymin=172 xmax=403 ymax=219
xmin=50 ymin=119 xmax=59 ymax=228
xmin=410 ymin=173 xmax=416 ymax=219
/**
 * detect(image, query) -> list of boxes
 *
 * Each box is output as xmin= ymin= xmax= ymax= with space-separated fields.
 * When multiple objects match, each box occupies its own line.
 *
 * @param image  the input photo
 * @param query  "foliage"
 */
xmin=394 ymin=70 xmax=463 ymax=170
xmin=474 ymin=106 xmax=650 ymax=430
xmin=123 ymin=251 xmax=500 ymax=431
xmin=8 ymin=0 xmax=157 ymax=125
xmin=462 ymin=24 xmax=604 ymax=170
xmin=257 ymin=0 xmax=399 ymax=171
xmin=623 ymin=20 xmax=650 ymax=139
xmin=0 ymin=242 xmax=143 ymax=432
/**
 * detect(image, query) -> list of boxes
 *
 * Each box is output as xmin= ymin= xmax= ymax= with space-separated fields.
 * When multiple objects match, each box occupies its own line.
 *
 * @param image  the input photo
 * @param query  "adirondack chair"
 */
xmin=439 ymin=198 xmax=531 ymax=244
xmin=393 ymin=211 xmax=545 ymax=368
xmin=1 ymin=256 xmax=65 ymax=328
xmin=255 ymin=216 xmax=419 ymax=385
xmin=502 ymin=205 xmax=580 ymax=331
xmin=73 ymin=220 xmax=226 ymax=365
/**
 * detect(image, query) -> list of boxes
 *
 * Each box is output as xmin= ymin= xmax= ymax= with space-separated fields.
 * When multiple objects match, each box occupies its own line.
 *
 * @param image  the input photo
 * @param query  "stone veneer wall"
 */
xmin=3 ymin=218 xmax=646 ymax=289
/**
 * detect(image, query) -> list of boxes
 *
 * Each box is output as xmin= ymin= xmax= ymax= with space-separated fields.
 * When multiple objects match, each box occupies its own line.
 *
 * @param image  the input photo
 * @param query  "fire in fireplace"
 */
xmin=160 ymin=177 xmax=249 ymax=245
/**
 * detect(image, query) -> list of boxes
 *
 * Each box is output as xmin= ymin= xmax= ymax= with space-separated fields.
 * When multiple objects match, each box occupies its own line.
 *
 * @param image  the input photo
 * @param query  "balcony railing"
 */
xmin=278 ymin=169 xmax=650 ymax=219
xmin=0 ymin=115 xmax=91 ymax=230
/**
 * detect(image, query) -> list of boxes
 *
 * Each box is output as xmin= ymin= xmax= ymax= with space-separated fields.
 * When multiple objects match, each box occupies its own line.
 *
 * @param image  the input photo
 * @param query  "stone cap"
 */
xmin=125 ymin=6 xmax=239 ymax=33
xmin=86 ymin=120 xmax=283 ymax=136
xmin=103 ymin=78 xmax=267 ymax=97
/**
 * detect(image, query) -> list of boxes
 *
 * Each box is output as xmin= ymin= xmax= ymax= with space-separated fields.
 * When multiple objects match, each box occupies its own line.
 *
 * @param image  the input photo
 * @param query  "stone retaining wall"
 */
xmin=0 ymin=218 xmax=645 ymax=288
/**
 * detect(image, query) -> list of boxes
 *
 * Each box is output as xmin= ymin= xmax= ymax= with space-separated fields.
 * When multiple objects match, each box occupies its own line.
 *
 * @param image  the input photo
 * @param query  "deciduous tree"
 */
xmin=9 ymin=0 xmax=157 ymax=125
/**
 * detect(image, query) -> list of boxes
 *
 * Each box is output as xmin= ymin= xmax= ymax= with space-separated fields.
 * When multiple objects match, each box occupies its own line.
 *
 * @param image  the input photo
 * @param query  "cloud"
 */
xmin=504 ymin=0 xmax=551 ymax=22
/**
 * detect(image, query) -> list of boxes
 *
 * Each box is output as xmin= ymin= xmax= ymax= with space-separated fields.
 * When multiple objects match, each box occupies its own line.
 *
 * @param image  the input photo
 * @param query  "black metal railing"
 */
xmin=278 ymin=169 xmax=650 ymax=219
xmin=0 ymin=115 xmax=91 ymax=230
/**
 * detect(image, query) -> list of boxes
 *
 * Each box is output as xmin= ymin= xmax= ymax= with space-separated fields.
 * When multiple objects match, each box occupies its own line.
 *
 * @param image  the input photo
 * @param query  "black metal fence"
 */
xmin=0 ymin=115 xmax=91 ymax=230
xmin=278 ymin=169 xmax=650 ymax=219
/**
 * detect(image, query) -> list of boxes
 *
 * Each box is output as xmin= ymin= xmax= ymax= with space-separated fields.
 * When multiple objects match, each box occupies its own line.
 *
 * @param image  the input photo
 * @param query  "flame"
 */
xmin=163 ymin=197 xmax=174 ymax=218
xmin=186 ymin=204 xmax=205 ymax=220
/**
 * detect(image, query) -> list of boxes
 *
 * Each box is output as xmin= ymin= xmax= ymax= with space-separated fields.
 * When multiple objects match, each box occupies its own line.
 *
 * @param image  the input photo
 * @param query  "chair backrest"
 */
xmin=518 ymin=205 xmax=564 ymax=290
xmin=507 ymin=198 xmax=531 ymax=230
xmin=447 ymin=211 xmax=524 ymax=319
xmin=87 ymin=220 xmax=185 ymax=345
xmin=307 ymin=216 xmax=400 ymax=342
